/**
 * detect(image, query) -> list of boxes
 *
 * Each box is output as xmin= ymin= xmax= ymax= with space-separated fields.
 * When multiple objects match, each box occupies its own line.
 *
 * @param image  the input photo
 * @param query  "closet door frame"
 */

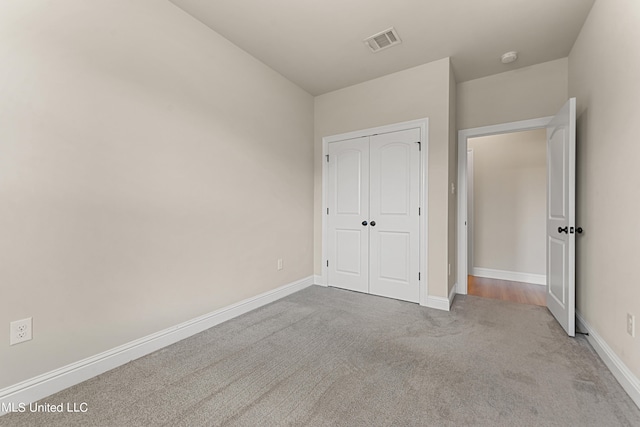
xmin=321 ymin=118 xmax=429 ymax=306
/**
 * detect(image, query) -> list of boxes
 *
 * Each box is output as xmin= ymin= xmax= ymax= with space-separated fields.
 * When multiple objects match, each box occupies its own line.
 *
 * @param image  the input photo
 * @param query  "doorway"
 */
xmin=466 ymin=129 xmax=547 ymax=306
xmin=457 ymin=99 xmax=577 ymax=337
xmin=457 ymin=116 xmax=552 ymax=296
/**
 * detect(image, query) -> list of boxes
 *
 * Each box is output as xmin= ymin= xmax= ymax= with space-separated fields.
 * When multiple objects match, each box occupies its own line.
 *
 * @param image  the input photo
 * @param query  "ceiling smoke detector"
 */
xmin=501 ymin=51 xmax=518 ymax=64
xmin=364 ymin=27 xmax=402 ymax=53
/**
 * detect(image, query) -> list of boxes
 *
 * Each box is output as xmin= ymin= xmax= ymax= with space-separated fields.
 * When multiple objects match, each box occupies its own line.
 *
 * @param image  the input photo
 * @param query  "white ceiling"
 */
xmin=168 ymin=0 xmax=595 ymax=96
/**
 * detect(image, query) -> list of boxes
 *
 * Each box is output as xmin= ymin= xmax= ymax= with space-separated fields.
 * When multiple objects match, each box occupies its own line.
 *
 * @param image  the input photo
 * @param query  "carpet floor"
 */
xmin=2 ymin=285 xmax=639 ymax=426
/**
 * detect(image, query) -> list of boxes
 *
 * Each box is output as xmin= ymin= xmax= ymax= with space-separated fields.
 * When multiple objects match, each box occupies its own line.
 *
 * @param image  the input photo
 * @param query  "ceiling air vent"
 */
xmin=364 ymin=27 xmax=402 ymax=53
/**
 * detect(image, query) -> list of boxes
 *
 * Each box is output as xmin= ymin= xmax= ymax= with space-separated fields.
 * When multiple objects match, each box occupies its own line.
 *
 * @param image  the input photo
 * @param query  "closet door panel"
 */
xmin=327 ymin=137 xmax=369 ymax=293
xmin=369 ymin=129 xmax=420 ymax=302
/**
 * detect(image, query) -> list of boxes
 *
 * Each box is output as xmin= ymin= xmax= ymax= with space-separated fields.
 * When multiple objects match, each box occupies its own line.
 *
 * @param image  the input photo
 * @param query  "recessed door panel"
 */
xmin=336 ymin=150 xmax=364 ymax=215
xmin=548 ymin=236 xmax=566 ymax=306
xmin=548 ymin=129 xmax=566 ymax=220
xmin=335 ymin=229 xmax=362 ymax=275
xmin=378 ymin=144 xmax=411 ymax=215
xmin=377 ymin=231 xmax=410 ymax=282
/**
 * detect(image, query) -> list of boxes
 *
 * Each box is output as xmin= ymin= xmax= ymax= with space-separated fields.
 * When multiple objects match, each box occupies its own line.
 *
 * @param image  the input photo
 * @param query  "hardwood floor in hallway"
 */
xmin=467 ymin=275 xmax=546 ymax=306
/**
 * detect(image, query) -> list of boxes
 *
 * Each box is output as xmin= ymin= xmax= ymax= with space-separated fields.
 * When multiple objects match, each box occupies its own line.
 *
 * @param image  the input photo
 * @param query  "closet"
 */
xmin=327 ymin=128 xmax=421 ymax=302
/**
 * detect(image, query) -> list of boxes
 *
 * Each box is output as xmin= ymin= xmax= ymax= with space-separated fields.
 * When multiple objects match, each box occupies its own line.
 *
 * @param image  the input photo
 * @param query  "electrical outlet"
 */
xmin=627 ymin=313 xmax=635 ymax=337
xmin=10 ymin=318 xmax=32 ymax=345
xmin=277 ymin=258 xmax=283 ymax=271
xmin=448 ymin=263 xmax=451 ymax=276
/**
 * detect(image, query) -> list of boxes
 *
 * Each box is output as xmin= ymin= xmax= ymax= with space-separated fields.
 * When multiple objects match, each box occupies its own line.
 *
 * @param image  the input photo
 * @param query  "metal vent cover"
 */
xmin=364 ymin=27 xmax=402 ymax=52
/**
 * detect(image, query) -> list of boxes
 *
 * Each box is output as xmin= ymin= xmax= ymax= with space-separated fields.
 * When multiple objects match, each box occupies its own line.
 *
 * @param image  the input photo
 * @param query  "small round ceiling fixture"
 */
xmin=501 ymin=51 xmax=518 ymax=64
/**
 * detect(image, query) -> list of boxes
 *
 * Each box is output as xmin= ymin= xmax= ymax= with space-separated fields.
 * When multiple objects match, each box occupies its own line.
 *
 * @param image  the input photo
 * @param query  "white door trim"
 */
xmin=322 ymin=118 xmax=429 ymax=306
xmin=456 ymin=117 xmax=552 ymax=294
xmin=466 ymin=149 xmax=474 ymax=272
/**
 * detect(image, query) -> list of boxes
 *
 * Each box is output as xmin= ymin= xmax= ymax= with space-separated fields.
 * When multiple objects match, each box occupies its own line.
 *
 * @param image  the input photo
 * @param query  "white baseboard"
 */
xmin=449 ymin=283 xmax=457 ymax=308
xmin=424 ymin=286 xmax=456 ymax=312
xmin=0 ymin=276 xmax=314 ymax=416
xmin=424 ymin=285 xmax=457 ymax=311
xmin=472 ymin=267 xmax=546 ymax=286
xmin=576 ymin=311 xmax=640 ymax=409
xmin=313 ymin=274 xmax=326 ymax=286
xmin=424 ymin=295 xmax=449 ymax=311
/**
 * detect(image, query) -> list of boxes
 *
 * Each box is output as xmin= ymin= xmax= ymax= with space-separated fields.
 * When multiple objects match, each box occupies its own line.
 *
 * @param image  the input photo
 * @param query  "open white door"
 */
xmin=546 ymin=98 xmax=576 ymax=337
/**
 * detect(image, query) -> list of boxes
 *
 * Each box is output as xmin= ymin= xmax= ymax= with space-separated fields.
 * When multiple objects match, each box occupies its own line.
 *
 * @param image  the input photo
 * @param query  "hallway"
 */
xmin=467 ymin=275 xmax=546 ymax=306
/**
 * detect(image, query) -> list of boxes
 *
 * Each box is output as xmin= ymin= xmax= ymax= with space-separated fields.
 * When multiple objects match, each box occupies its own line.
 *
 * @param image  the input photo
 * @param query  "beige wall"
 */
xmin=468 ymin=130 xmax=546 ymax=275
xmin=0 ymin=0 xmax=314 ymax=389
xmin=569 ymin=0 xmax=640 ymax=379
xmin=457 ymin=58 xmax=569 ymax=130
xmin=314 ymin=58 xmax=455 ymax=299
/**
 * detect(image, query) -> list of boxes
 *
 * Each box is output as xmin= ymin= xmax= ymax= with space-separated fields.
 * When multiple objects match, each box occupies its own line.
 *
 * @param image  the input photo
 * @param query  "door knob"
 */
xmin=576 ymin=227 xmax=583 ymax=234
xmin=558 ymin=226 xmax=568 ymax=234
xmin=370 ymin=221 xmax=376 ymax=227
xmin=362 ymin=221 xmax=368 ymax=226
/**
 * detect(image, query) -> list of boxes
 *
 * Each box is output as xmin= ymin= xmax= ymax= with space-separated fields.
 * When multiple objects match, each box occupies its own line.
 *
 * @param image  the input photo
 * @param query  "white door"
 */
xmin=546 ymin=98 xmax=576 ymax=337
xmin=328 ymin=129 xmax=420 ymax=303
xmin=369 ymin=130 xmax=421 ymax=302
xmin=327 ymin=136 xmax=369 ymax=294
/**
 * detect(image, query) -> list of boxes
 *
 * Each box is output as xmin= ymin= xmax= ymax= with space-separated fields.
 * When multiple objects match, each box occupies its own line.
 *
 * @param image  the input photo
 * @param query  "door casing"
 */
xmin=321 ymin=118 xmax=429 ymax=306
xmin=467 ymin=149 xmax=474 ymax=272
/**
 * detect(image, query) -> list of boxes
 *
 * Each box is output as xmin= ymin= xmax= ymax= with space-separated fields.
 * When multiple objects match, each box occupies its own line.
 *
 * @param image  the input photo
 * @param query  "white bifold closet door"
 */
xmin=327 ymin=128 xmax=420 ymax=303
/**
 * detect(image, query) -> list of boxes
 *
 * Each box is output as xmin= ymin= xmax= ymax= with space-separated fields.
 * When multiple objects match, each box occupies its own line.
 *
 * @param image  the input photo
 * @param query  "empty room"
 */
xmin=1 ymin=0 xmax=639 ymax=425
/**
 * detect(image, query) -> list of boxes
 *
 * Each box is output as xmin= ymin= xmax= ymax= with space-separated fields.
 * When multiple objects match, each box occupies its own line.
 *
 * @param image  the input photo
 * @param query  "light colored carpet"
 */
xmin=2 ymin=285 xmax=639 ymax=426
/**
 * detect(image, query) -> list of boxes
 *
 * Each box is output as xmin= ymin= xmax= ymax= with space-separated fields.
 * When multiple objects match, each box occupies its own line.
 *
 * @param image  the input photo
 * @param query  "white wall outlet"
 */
xmin=448 ymin=263 xmax=451 ymax=276
xmin=277 ymin=258 xmax=283 ymax=271
xmin=451 ymin=183 xmax=455 ymax=194
xmin=627 ymin=313 xmax=635 ymax=337
xmin=10 ymin=317 xmax=32 ymax=345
